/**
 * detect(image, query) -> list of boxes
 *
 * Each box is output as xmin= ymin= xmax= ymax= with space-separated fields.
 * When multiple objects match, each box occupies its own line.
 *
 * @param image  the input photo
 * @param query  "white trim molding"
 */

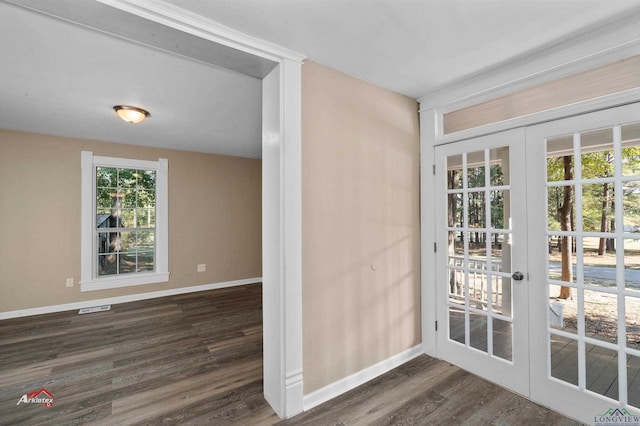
xmin=261 ymin=59 xmax=304 ymax=419
xmin=96 ymin=0 xmax=305 ymax=64
xmin=302 ymin=345 xmax=423 ymax=411
xmin=0 ymin=277 xmax=262 ymax=320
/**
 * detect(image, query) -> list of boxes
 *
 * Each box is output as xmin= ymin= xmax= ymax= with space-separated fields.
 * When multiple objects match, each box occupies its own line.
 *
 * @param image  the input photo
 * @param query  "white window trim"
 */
xmin=80 ymin=151 xmax=169 ymax=292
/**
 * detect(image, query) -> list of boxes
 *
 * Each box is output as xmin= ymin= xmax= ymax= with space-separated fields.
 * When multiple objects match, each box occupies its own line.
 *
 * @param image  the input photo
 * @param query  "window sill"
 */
xmin=80 ymin=272 xmax=170 ymax=292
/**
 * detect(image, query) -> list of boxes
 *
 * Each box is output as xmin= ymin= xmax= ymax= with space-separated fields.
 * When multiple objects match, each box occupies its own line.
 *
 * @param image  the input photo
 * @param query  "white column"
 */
xmin=262 ymin=59 xmax=303 ymax=418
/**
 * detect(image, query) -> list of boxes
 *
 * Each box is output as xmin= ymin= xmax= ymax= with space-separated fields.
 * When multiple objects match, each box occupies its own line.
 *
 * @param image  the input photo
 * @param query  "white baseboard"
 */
xmin=0 ymin=277 xmax=262 ymax=320
xmin=302 ymin=344 xmax=424 ymax=411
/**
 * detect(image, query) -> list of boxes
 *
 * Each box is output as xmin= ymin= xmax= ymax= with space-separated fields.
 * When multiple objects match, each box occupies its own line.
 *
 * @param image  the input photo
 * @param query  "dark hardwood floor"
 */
xmin=0 ymin=284 xmax=580 ymax=425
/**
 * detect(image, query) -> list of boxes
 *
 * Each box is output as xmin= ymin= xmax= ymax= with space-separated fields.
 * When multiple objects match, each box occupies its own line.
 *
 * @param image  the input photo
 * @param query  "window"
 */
xmin=81 ymin=152 xmax=168 ymax=291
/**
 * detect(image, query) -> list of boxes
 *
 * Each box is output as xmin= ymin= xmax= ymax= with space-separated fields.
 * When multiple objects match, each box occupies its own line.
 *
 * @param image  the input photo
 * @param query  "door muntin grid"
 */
xmin=545 ymin=122 xmax=640 ymax=408
xmin=446 ymin=147 xmax=514 ymax=361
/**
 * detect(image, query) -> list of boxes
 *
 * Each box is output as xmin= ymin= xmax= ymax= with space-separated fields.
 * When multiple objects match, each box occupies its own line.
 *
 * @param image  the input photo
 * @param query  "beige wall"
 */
xmin=301 ymin=62 xmax=421 ymax=393
xmin=0 ymin=129 xmax=262 ymax=312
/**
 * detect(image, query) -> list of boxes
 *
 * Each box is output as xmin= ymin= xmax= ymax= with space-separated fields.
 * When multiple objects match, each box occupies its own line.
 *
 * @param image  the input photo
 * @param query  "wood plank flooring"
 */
xmin=0 ymin=284 xmax=579 ymax=425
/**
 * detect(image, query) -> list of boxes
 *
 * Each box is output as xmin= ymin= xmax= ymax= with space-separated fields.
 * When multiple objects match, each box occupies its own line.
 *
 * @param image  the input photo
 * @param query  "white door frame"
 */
xmin=95 ymin=1 xmax=307 ymax=418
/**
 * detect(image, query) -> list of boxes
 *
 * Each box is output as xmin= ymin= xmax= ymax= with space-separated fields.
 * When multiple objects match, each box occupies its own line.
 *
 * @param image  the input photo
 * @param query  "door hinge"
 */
xmin=434 ymin=242 xmax=437 ymax=253
xmin=435 ymin=321 xmax=438 ymax=331
xmin=433 ymin=164 xmax=436 ymax=175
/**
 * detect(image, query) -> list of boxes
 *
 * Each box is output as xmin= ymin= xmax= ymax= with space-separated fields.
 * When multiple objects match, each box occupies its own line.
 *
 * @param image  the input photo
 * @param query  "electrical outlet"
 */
xmin=197 ymin=264 xmax=206 ymax=272
xmin=66 ymin=278 xmax=74 ymax=287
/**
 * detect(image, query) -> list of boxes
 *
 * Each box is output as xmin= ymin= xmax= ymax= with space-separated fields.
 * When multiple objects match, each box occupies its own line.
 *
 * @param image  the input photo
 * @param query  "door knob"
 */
xmin=512 ymin=271 xmax=524 ymax=281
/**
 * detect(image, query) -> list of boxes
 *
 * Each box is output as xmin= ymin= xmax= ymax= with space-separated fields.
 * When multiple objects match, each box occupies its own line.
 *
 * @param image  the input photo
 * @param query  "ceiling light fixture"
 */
xmin=113 ymin=105 xmax=150 ymax=124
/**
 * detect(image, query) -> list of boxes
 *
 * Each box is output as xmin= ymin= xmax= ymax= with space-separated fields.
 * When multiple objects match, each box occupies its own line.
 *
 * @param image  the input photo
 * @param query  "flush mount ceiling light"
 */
xmin=113 ymin=105 xmax=150 ymax=124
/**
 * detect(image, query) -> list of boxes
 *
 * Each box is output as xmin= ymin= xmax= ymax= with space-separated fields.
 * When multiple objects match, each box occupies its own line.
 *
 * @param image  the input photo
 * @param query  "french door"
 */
xmin=435 ymin=102 xmax=640 ymax=423
xmin=527 ymin=103 xmax=640 ymax=421
xmin=435 ymin=128 xmax=530 ymax=396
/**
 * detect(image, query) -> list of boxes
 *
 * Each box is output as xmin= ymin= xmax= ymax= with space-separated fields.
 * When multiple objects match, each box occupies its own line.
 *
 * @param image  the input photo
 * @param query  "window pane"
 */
xmin=490 ymin=190 xmax=506 ymax=229
xmin=628 ymin=354 xmax=640 ymax=408
xmin=448 ymin=192 xmax=463 ymax=228
xmin=467 ymin=191 xmax=485 ymax=228
xmin=493 ymin=318 xmax=512 ymax=361
xmin=623 ymin=181 xmax=640 ymax=231
xmin=469 ymin=313 xmax=488 ymax=353
xmin=96 ymin=187 xmax=115 ymax=209
xmin=584 ymin=289 xmax=617 ymax=343
xmin=118 ymin=168 xmax=137 ymax=188
xmin=489 ymin=147 xmax=509 ymax=186
xmin=582 ymin=183 xmax=615 ymax=233
xmin=550 ymin=284 xmax=576 ymax=335
xmin=585 ymin=344 xmax=618 ymax=401
xmin=138 ymin=169 xmax=156 ymax=189
xmin=122 ymin=189 xmax=136 ymax=208
xmin=580 ymin=128 xmax=613 ymax=180
xmin=625 ymin=239 xmax=640 ymax=294
xmin=96 ymin=167 xmax=117 ymax=187
xmin=447 ymin=155 xmax=463 ymax=190
xmin=490 ymin=233 xmax=511 ymax=274
xmin=550 ymin=334 xmax=578 ymax=386
xmin=547 ymin=136 xmax=574 ymax=182
xmin=548 ymin=236 xmax=577 ymax=284
xmin=621 ymin=123 xmax=640 ymax=177
xmin=449 ymin=306 xmax=465 ymax=344
xmin=582 ymin=237 xmax=616 ymax=289
xmin=467 ymin=151 xmax=485 ymax=188
xmin=468 ymin=272 xmax=489 ymax=312
xmin=626 ymin=296 xmax=640 ymax=351
xmin=447 ymin=267 xmax=464 ymax=301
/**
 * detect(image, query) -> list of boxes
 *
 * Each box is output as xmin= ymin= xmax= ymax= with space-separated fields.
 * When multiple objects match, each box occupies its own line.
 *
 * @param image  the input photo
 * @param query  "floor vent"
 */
xmin=78 ymin=305 xmax=111 ymax=314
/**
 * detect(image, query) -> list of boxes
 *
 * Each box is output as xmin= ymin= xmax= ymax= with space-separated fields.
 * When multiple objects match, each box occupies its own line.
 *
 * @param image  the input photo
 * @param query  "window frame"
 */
xmin=80 ymin=151 xmax=169 ymax=291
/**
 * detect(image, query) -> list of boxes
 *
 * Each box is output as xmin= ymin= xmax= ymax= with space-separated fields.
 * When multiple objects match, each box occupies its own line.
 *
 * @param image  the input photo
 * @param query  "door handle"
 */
xmin=512 ymin=271 xmax=525 ymax=281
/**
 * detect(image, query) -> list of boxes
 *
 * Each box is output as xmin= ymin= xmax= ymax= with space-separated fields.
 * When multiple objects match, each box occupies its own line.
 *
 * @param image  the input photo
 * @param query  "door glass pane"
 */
xmin=549 ymin=285 xmax=576 ymax=335
xmin=627 ymin=354 xmax=640 ymax=408
xmin=447 ymin=155 xmax=464 ymax=189
xmin=467 ymin=191 xmax=486 ymax=229
xmin=585 ymin=344 xmax=618 ymax=400
xmin=580 ymin=128 xmax=613 ymax=179
xmin=623 ymin=181 xmax=640 ymax=230
xmin=491 ymin=233 xmax=511 ymax=274
xmin=490 ymin=190 xmax=507 ymax=229
xmin=584 ymin=289 xmax=618 ymax=343
xmin=582 ymin=183 xmax=615 ymax=233
xmin=493 ymin=318 xmax=512 ymax=361
xmin=550 ymin=334 xmax=578 ymax=386
xmin=467 ymin=151 xmax=485 ymax=188
xmin=582 ymin=236 xmax=616 ymax=289
xmin=449 ymin=306 xmax=465 ymax=344
xmin=468 ymin=273 xmax=489 ymax=312
xmin=548 ymin=235 xmax=577 ymax=284
xmin=626 ymin=296 xmax=640 ymax=350
xmin=547 ymin=137 xmax=574 ymax=182
xmin=491 ymin=274 xmax=510 ymax=317
xmin=469 ymin=313 xmax=488 ymax=353
xmin=469 ymin=234 xmax=487 ymax=260
xmin=622 ymin=123 xmax=640 ymax=177
xmin=448 ymin=192 xmax=463 ymax=228
xmin=489 ymin=147 xmax=509 ymax=186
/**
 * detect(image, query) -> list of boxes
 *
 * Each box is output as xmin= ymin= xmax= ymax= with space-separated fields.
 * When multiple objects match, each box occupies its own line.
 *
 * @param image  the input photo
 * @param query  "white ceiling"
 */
xmin=1 ymin=0 xmax=640 ymax=158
